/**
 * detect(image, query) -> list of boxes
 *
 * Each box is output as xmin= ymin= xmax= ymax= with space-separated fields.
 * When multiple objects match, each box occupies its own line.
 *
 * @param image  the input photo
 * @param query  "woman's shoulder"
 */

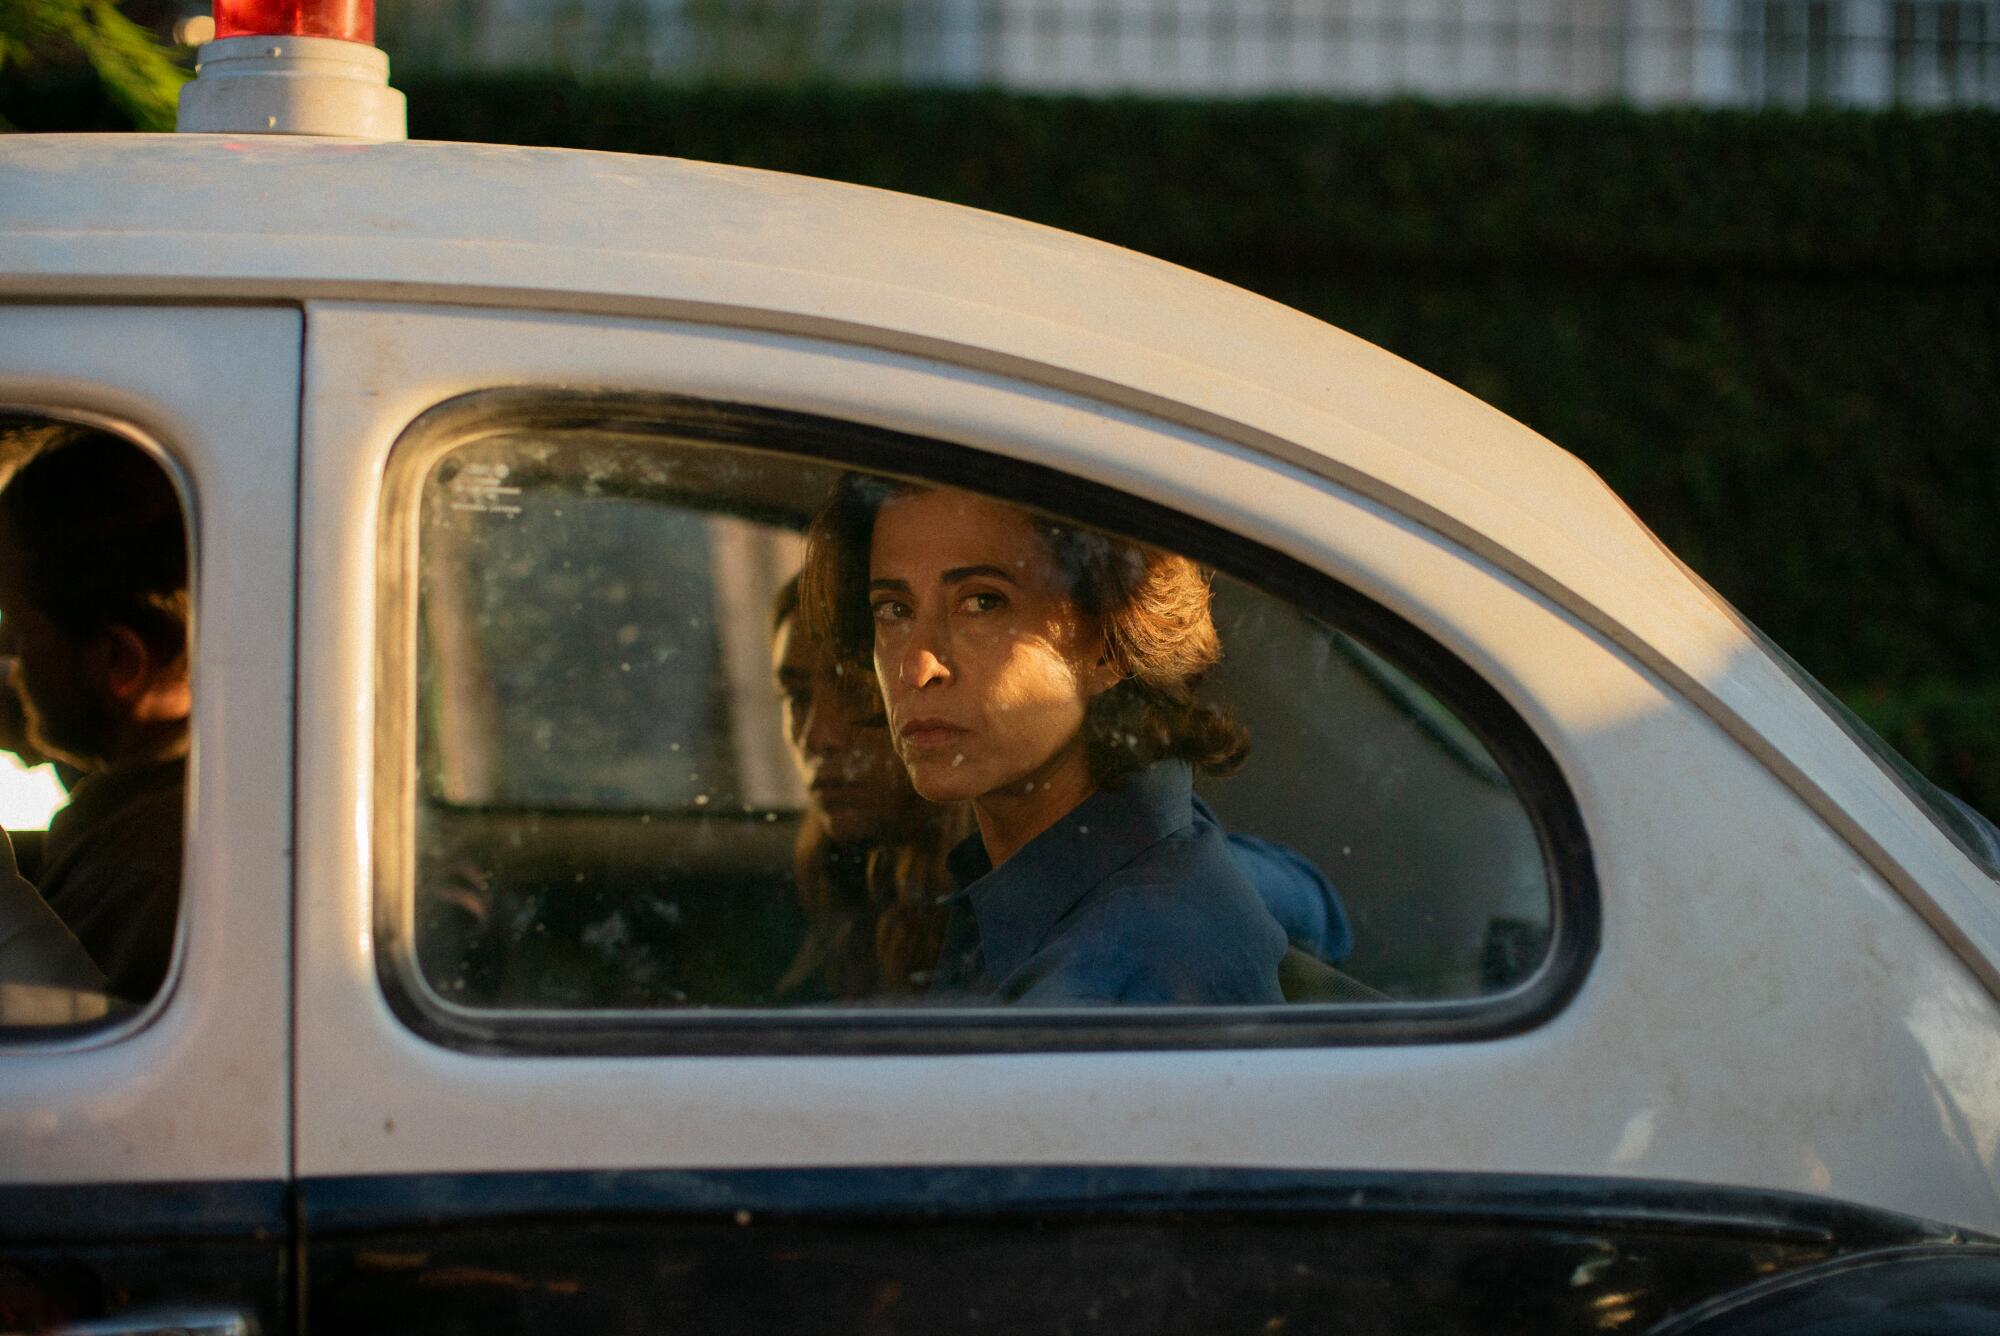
xmin=1032 ymin=837 xmax=1285 ymax=1005
xmin=1104 ymin=811 xmax=1262 ymax=899
xmin=1094 ymin=840 xmax=1281 ymax=947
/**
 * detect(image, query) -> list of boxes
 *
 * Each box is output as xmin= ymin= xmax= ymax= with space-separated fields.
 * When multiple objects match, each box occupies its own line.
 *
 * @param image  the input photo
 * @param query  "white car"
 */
xmin=1 ymin=21 xmax=1997 ymax=1336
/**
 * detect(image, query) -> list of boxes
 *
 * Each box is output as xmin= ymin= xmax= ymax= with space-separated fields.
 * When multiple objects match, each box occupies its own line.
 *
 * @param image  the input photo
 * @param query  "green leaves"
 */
xmin=0 ymin=0 xmax=187 ymax=130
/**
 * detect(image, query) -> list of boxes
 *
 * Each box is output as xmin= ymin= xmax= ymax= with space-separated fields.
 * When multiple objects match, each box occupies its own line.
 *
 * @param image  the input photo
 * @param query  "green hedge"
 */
xmin=395 ymin=78 xmax=2000 ymax=276
xmin=1848 ymin=679 xmax=2000 ymax=829
xmin=8 ymin=74 xmax=1996 ymax=817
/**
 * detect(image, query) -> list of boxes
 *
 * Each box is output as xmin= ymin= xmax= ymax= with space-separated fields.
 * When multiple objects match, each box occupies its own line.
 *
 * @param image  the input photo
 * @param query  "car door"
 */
xmin=293 ymin=301 xmax=2000 ymax=1334
xmin=0 ymin=305 xmax=299 ymax=1334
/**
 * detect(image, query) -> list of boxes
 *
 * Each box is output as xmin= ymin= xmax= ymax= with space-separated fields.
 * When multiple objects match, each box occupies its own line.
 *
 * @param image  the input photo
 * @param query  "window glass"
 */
xmin=0 ymin=414 xmax=192 ymax=1030
xmin=391 ymin=404 xmax=1570 ymax=1034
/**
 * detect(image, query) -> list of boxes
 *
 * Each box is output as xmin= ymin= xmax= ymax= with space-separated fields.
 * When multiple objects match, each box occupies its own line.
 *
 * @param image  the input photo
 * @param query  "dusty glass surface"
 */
xmin=408 ymin=428 xmax=1552 ymax=1013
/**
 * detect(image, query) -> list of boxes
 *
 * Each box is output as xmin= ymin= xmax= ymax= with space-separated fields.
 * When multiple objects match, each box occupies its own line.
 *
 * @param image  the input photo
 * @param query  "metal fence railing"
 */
xmin=380 ymin=0 xmax=2000 ymax=107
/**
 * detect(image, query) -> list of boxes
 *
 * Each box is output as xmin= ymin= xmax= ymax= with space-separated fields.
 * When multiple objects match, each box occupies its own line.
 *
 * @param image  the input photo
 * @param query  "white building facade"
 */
xmin=390 ymin=0 xmax=2000 ymax=107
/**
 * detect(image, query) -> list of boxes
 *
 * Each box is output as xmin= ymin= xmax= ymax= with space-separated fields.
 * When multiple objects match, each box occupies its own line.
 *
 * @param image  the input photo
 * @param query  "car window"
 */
xmin=0 ymin=413 xmax=193 ymax=1032
xmin=377 ymin=393 xmax=1592 ymax=1050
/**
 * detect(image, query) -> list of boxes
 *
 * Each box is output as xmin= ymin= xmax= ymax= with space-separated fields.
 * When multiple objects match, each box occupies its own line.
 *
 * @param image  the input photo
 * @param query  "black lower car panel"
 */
xmin=0 ymin=1180 xmax=287 ymax=1334
xmin=298 ymin=1167 xmax=1995 ymax=1335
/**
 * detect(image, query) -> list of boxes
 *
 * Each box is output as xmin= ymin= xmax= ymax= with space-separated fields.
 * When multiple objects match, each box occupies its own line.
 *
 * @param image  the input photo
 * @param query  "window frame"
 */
xmin=0 ymin=404 xmax=199 ymax=1045
xmin=374 ymin=388 xmax=1599 ymax=1056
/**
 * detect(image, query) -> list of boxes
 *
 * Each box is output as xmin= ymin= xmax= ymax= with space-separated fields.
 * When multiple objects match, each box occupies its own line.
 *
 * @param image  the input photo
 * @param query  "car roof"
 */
xmin=3 ymin=132 xmax=1996 ymax=982
xmin=0 ymin=134 xmax=1651 ymax=611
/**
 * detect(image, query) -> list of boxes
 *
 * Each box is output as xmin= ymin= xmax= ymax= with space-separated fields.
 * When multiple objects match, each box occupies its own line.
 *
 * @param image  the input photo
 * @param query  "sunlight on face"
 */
xmin=867 ymin=488 xmax=1107 ymax=807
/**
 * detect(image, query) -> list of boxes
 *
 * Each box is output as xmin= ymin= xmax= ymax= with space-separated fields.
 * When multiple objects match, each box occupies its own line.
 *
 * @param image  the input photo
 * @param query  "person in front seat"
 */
xmin=0 ymin=829 xmax=104 ymax=993
xmin=0 ymin=427 xmax=190 ymax=1004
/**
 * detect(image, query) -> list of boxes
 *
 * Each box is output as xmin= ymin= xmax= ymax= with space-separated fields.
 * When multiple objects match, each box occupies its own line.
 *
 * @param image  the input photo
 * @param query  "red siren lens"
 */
xmin=212 ymin=0 xmax=374 ymax=43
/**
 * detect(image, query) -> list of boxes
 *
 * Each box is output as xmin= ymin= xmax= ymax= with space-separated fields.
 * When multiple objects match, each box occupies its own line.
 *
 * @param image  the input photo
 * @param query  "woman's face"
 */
xmin=771 ymin=612 xmax=918 ymax=846
xmin=868 ymin=488 xmax=1111 ymax=806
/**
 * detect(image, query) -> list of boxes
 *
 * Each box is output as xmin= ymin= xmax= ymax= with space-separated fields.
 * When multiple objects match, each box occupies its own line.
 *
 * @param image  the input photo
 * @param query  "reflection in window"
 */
xmin=1201 ymin=585 xmax=1544 ymax=999
xmin=423 ymin=470 xmax=803 ymax=811
xmin=405 ymin=427 xmax=1553 ymax=1013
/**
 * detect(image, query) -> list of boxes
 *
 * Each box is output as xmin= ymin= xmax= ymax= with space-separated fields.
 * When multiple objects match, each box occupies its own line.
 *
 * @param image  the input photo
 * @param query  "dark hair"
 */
xmin=800 ymin=474 xmax=1247 ymax=789
xmin=770 ymin=572 xmax=962 ymax=998
xmin=0 ymin=425 xmax=189 ymax=665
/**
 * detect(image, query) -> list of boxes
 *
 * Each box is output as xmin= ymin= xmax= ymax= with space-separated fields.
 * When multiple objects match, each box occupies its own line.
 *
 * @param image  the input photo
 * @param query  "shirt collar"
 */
xmin=53 ymin=755 xmax=186 ymax=828
xmin=946 ymin=760 xmax=1197 ymax=983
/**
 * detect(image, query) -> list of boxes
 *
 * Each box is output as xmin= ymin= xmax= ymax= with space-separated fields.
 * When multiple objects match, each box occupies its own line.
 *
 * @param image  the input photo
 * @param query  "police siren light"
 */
xmin=215 ymin=0 xmax=374 ymax=42
xmin=177 ymin=0 xmax=406 ymax=140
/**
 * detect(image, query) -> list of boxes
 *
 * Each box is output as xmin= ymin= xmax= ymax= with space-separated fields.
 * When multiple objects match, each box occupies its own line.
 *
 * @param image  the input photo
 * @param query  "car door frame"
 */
xmin=0 ymin=303 xmax=301 ymax=1335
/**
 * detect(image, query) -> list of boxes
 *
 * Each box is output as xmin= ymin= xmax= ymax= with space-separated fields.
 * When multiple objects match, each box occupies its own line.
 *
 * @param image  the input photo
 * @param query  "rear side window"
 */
xmin=0 ymin=414 xmax=193 ymax=1032
xmin=377 ymin=393 xmax=1592 ymax=1051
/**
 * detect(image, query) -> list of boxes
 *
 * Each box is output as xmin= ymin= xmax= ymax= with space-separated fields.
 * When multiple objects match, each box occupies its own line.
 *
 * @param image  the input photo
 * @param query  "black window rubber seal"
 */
xmin=372 ymin=388 xmax=1600 ymax=1057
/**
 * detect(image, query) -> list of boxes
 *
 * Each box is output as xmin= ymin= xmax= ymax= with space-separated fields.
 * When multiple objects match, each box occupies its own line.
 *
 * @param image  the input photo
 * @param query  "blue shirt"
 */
xmin=929 ymin=760 xmax=1288 ymax=1005
xmin=1215 ymin=809 xmax=1353 ymax=964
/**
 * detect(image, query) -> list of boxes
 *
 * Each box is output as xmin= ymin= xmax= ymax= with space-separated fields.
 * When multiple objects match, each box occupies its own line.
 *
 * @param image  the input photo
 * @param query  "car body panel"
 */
xmin=296 ymin=1166 xmax=1970 ymax=1336
xmin=0 ymin=1180 xmax=286 ymax=1334
xmin=0 ymin=304 xmax=297 ymax=1333
xmin=0 ymin=304 xmax=296 ymax=1188
xmin=286 ymin=303 xmax=2000 ymax=1236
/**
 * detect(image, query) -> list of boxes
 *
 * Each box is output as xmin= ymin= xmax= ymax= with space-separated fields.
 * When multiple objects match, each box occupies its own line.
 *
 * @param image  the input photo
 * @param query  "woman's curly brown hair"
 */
xmin=800 ymin=474 xmax=1247 ymax=790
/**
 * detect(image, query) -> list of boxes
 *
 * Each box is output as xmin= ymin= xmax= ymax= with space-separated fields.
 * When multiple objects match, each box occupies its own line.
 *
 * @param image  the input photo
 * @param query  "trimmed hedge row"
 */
xmin=1849 ymin=679 xmax=2000 ymax=832
xmin=1299 ymin=269 xmax=1999 ymax=685
xmin=7 ymin=73 xmax=1996 ymax=816
xmin=394 ymin=77 xmax=2000 ymax=277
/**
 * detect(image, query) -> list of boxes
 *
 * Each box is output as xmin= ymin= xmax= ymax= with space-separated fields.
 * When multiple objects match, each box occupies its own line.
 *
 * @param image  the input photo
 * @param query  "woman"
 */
xmin=768 ymin=576 xmax=965 ymax=1001
xmin=802 ymin=478 xmax=1287 ymax=1005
